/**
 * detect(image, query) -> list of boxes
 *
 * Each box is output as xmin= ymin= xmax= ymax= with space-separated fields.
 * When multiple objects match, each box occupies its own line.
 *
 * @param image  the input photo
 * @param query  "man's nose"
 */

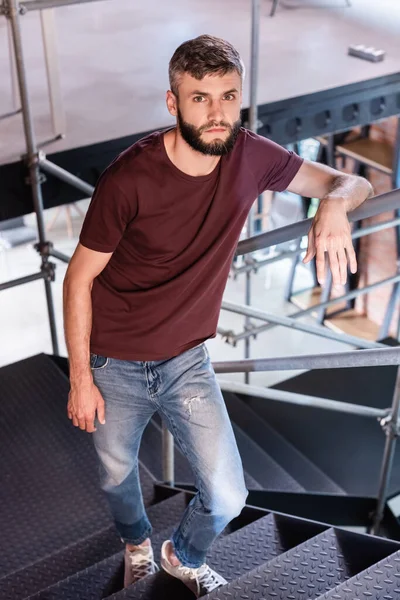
xmin=207 ymin=101 xmax=224 ymax=123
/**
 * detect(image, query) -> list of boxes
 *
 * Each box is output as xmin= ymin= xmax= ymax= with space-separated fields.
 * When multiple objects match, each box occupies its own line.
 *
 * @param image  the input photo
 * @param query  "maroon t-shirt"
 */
xmin=79 ymin=127 xmax=303 ymax=360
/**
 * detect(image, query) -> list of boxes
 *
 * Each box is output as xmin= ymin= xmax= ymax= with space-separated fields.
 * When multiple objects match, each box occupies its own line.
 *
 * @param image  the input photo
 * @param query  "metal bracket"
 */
xmin=40 ymin=258 xmax=56 ymax=282
xmin=22 ymin=152 xmax=47 ymax=185
xmin=34 ymin=240 xmax=53 ymax=257
xmin=0 ymin=1 xmax=10 ymax=17
xmin=0 ymin=1 xmax=28 ymax=17
xmin=379 ymin=413 xmax=400 ymax=438
xmin=243 ymin=321 xmax=259 ymax=340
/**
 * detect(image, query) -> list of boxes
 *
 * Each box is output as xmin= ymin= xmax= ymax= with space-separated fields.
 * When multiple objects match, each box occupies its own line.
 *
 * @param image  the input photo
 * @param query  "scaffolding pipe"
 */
xmin=49 ymin=248 xmax=71 ymax=264
xmin=230 ymin=272 xmax=400 ymax=342
xmin=371 ymin=367 xmax=400 ymax=535
xmin=0 ymin=271 xmax=44 ymax=291
xmin=5 ymin=0 xmax=108 ymax=12
xmin=212 ymin=346 xmax=400 ymax=373
xmin=7 ymin=0 xmax=59 ymax=355
xmin=39 ymin=156 xmax=94 ymax=196
xmin=218 ymin=379 xmax=389 ymax=419
xmin=236 ymin=189 xmax=400 ymax=256
xmin=222 ymin=300 xmax=384 ymax=349
xmin=243 ymin=0 xmax=261 ymax=384
xmin=232 ymin=215 xmax=400 ymax=277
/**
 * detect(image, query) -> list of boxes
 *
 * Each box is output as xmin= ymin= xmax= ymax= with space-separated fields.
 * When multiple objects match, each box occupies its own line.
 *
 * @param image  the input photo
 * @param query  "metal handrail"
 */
xmin=213 ymin=346 xmax=400 ymax=373
xmin=236 ymin=188 xmax=400 ymax=256
xmin=217 ymin=379 xmax=390 ymax=420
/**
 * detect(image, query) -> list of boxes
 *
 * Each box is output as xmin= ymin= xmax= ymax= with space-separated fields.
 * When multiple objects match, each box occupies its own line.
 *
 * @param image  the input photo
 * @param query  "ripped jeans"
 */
xmin=91 ymin=342 xmax=248 ymax=568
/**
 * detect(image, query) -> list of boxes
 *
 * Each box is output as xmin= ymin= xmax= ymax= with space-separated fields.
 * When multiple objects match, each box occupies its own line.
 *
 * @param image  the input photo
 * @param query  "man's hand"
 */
xmin=303 ymin=199 xmax=357 ymax=287
xmin=67 ymin=380 xmax=106 ymax=433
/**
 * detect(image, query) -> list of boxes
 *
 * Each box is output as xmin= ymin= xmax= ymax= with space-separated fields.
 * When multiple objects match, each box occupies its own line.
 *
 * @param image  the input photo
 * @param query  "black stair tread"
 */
xmin=107 ymin=512 xmax=285 ymax=599
xmin=232 ymin=423 xmax=305 ymax=492
xmin=26 ymin=492 xmax=189 ymax=600
xmin=206 ymin=527 xmax=352 ymax=599
xmin=316 ymin=548 xmax=400 ymax=599
xmin=142 ymin=414 xmax=263 ymax=491
xmin=2 ymin=491 xmax=186 ymax=600
xmin=260 ymin=362 xmax=400 ymax=496
xmin=0 ymin=354 xmax=116 ymax=579
xmin=224 ymin=391 xmax=345 ymax=494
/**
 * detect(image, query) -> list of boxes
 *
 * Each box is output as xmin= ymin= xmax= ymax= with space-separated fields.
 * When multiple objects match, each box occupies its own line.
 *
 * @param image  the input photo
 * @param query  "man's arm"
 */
xmin=63 ymin=243 xmax=113 ymax=432
xmin=286 ymin=159 xmax=374 ymax=287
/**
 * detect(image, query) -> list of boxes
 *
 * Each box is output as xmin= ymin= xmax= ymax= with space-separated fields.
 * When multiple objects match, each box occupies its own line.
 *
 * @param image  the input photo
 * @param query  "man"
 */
xmin=63 ymin=34 xmax=373 ymax=598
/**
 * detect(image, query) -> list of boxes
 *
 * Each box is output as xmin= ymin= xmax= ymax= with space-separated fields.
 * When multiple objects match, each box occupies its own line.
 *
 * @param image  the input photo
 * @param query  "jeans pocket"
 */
xmin=90 ymin=353 xmax=109 ymax=370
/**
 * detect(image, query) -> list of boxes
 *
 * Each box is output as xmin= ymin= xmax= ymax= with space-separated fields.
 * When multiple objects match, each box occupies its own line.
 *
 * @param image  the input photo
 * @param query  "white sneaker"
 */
xmin=124 ymin=543 xmax=160 ymax=588
xmin=160 ymin=540 xmax=227 ymax=598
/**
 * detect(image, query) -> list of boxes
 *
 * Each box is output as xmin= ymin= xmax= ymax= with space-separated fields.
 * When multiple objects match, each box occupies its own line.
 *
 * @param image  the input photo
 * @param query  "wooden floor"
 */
xmin=0 ymin=0 xmax=400 ymax=166
xmin=291 ymin=287 xmax=381 ymax=341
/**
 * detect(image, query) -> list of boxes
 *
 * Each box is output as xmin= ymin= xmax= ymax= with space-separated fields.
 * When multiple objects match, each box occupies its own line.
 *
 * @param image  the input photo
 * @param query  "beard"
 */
xmin=177 ymin=108 xmax=241 ymax=156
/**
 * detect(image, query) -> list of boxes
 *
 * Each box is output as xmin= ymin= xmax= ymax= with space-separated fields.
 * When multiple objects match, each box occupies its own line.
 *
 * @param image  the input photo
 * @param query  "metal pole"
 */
xmin=0 ymin=271 xmax=45 ymax=291
xmin=40 ymin=7 xmax=66 ymax=137
xmin=7 ymin=0 xmax=59 ymax=355
xmin=217 ymin=378 xmax=389 ymax=420
xmin=222 ymin=300 xmax=385 ymax=350
xmin=3 ymin=0 xmax=109 ymax=11
xmin=231 ymin=272 xmax=400 ymax=341
xmin=39 ymin=156 xmax=94 ymax=196
xmin=212 ymin=346 xmax=400 ymax=373
xmin=49 ymin=248 xmax=71 ymax=264
xmin=232 ymin=216 xmax=400 ymax=277
xmin=244 ymin=0 xmax=261 ymax=384
xmin=370 ymin=367 xmax=400 ymax=535
xmin=162 ymin=422 xmax=174 ymax=486
xmin=236 ymin=189 xmax=400 ymax=256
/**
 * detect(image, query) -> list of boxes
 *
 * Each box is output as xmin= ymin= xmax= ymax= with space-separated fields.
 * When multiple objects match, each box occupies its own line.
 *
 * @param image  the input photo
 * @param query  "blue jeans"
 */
xmin=91 ymin=342 xmax=248 ymax=568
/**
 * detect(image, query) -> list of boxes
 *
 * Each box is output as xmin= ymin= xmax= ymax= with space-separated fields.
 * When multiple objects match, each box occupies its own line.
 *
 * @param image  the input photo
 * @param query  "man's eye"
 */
xmin=224 ymin=94 xmax=235 ymax=101
xmin=193 ymin=96 xmax=205 ymax=102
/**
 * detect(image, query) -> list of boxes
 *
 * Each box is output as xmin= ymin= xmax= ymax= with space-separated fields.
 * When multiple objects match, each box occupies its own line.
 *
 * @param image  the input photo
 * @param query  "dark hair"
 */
xmin=169 ymin=34 xmax=245 ymax=96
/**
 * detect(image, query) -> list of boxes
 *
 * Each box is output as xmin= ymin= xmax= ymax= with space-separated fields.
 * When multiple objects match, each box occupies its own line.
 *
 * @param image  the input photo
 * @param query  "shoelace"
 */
xmin=179 ymin=564 xmax=223 ymax=596
xmin=130 ymin=552 xmax=160 ymax=575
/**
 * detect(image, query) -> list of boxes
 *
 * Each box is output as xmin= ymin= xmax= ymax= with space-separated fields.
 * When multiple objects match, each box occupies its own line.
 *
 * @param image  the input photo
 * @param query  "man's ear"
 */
xmin=166 ymin=90 xmax=178 ymax=117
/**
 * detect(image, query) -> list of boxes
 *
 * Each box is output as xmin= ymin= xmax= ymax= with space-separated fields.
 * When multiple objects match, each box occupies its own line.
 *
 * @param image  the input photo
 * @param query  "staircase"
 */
xmin=1 ymin=353 xmax=400 ymax=599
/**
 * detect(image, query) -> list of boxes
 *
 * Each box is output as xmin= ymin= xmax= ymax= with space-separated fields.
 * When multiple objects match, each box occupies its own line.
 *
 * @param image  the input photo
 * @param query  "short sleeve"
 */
xmin=245 ymin=130 xmax=304 ymax=194
xmin=79 ymin=170 xmax=137 ymax=253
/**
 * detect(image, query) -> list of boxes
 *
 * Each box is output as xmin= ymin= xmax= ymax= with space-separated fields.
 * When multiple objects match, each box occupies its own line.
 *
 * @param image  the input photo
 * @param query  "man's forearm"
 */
xmin=63 ymin=277 xmax=93 ymax=385
xmin=320 ymin=173 xmax=374 ymax=213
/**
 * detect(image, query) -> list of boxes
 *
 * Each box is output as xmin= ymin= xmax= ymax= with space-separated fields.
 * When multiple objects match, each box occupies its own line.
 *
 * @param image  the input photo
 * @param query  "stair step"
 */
xmin=263 ymin=359 xmax=400 ymax=496
xmin=206 ymin=525 xmax=400 ymax=599
xmin=232 ymin=423 xmax=305 ymax=492
xmin=224 ymin=391 xmax=345 ymax=494
xmin=106 ymin=504 xmax=329 ymax=599
xmin=317 ymin=548 xmax=400 ymax=599
xmin=206 ymin=528 xmax=353 ymax=599
xmin=0 ymin=462 xmax=156 ymax=600
xmin=143 ymin=415 xmax=263 ymax=490
xmin=24 ymin=492 xmax=188 ymax=600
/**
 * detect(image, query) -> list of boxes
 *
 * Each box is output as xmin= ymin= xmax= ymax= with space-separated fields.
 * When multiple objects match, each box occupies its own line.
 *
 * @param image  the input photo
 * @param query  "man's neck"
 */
xmin=164 ymin=128 xmax=220 ymax=177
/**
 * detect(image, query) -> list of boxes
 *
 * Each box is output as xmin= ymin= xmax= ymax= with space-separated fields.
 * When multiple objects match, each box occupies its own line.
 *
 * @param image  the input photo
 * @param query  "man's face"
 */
xmin=167 ymin=72 xmax=242 ymax=156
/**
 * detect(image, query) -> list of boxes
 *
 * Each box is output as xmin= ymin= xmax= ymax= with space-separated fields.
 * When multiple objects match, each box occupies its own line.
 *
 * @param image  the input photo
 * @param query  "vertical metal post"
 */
xmin=244 ymin=0 xmax=260 ymax=385
xmin=40 ymin=8 xmax=66 ymax=137
xmin=162 ymin=422 xmax=175 ymax=486
xmin=6 ymin=14 xmax=20 ymax=110
xmin=370 ymin=366 xmax=400 ymax=536
xmin=7 ymin=0 xmax=59 ymax=355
